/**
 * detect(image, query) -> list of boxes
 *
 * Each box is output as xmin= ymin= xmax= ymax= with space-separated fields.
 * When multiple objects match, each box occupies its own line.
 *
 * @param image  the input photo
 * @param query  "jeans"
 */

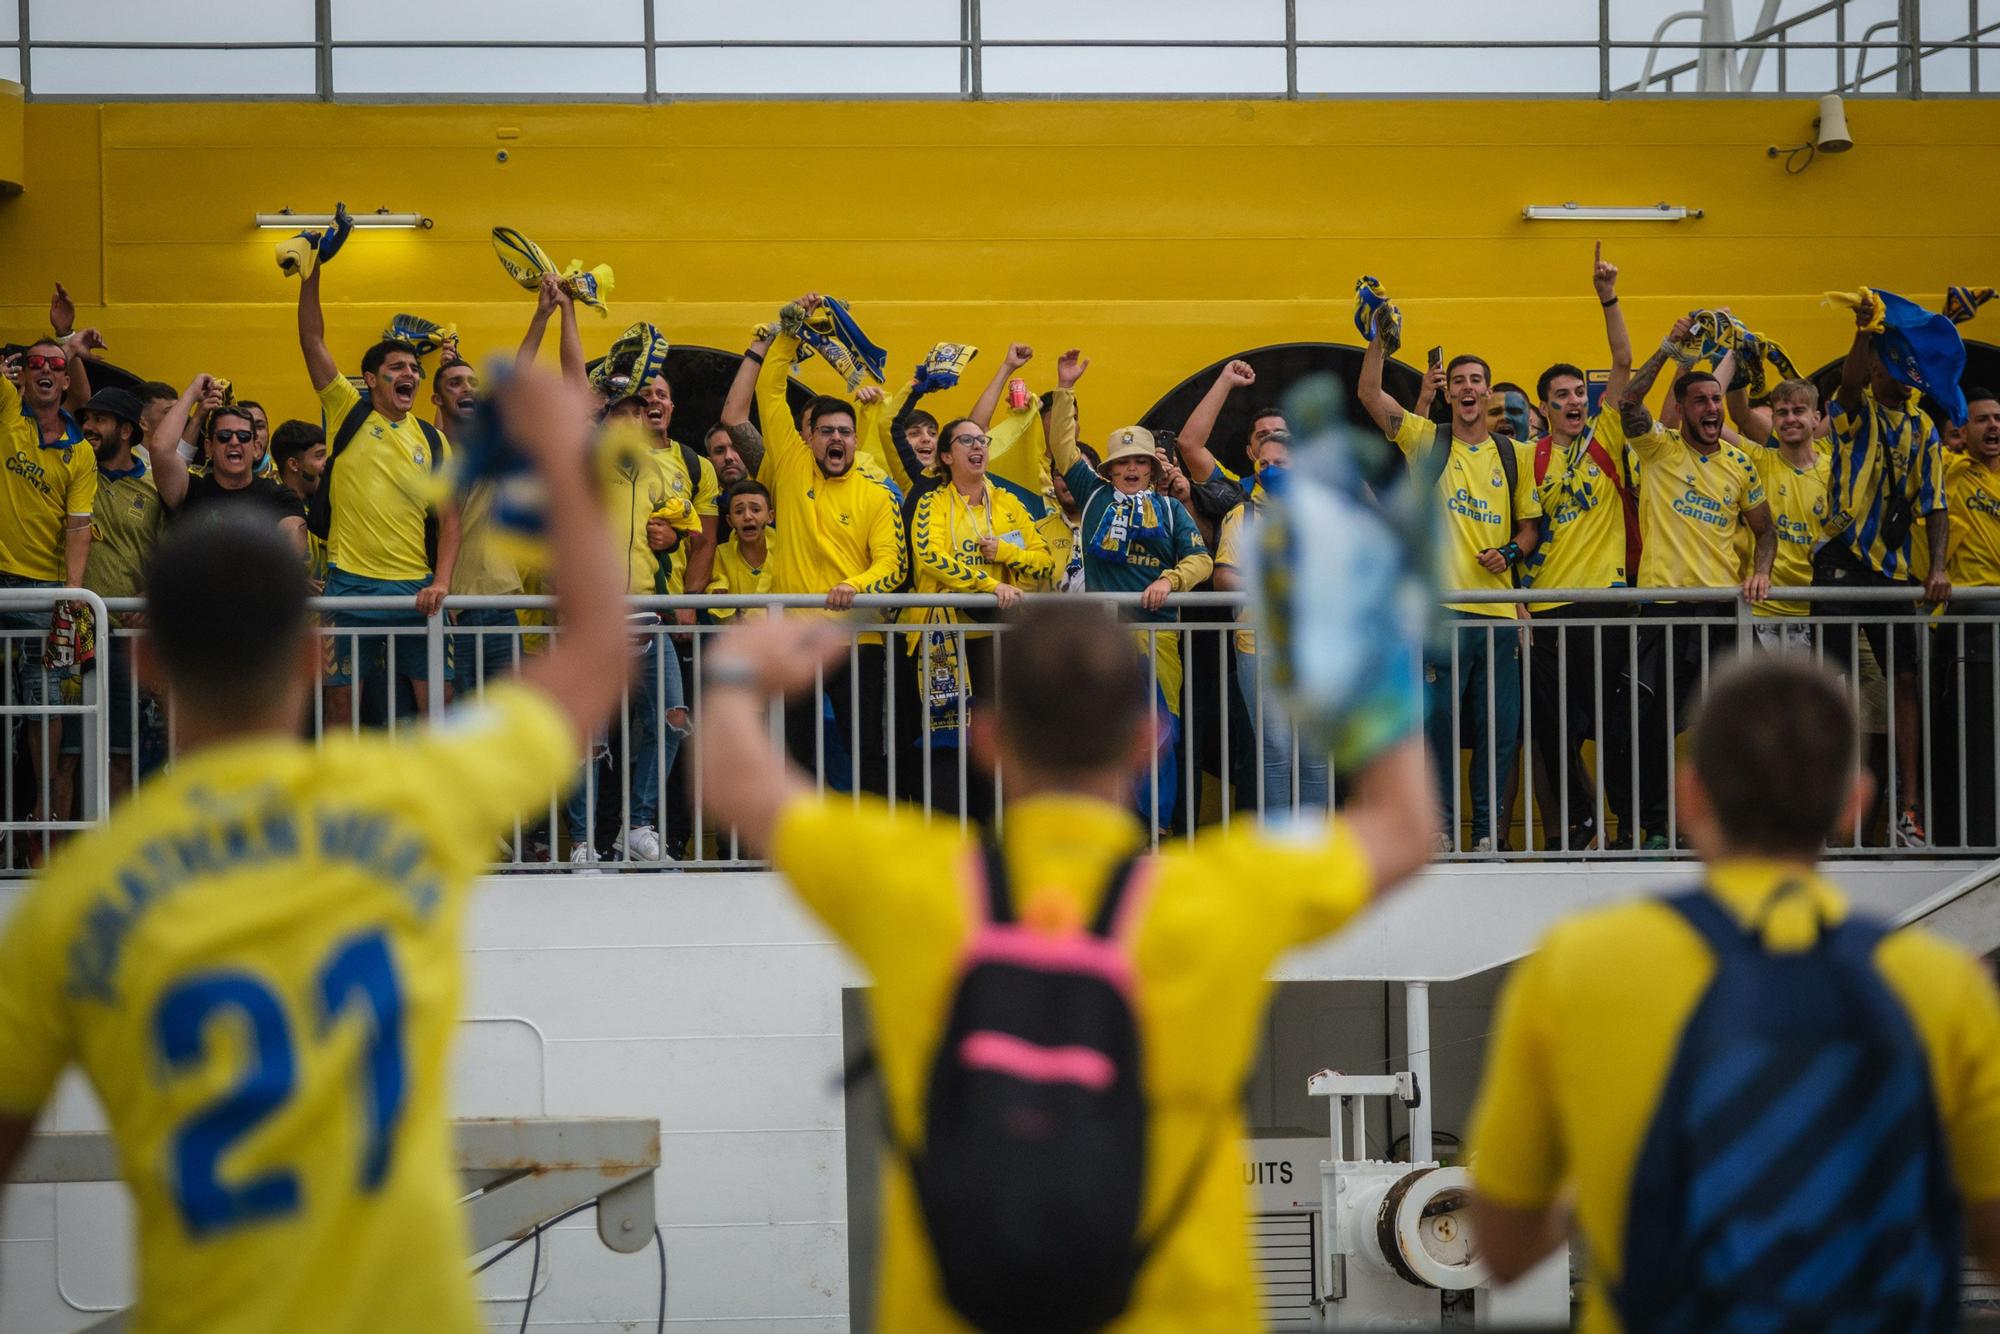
xmin=1234 ymin=645 xmax=1328 ymax=819
xmin=1635 ymin=603 xmax=1736 ymax=838
xmin=565 ymin=637 xmax=684 ymax=841
xmin=1528 ymin=604 xmax=1635 ymax=846
xmin=451 ymin=607 xmax=520 ymax=696
xmin=0 ymin=572 xmax=63 ymax=707
xmin=1425 ymin=613 xmax=1523 ymax=846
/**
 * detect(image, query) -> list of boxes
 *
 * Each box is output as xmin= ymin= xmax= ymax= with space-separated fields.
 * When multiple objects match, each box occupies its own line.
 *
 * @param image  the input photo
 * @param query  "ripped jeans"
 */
xmin=565 ymin=637 xmax=687 ymax=840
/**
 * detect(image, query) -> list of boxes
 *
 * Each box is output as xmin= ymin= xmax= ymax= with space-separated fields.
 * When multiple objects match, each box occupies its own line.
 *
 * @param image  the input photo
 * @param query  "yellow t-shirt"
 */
xmin=1626 ymin=422 xmax=1765 ymax=593
xmin=1469 ymin=861 xmax=2000 ymax=1334
xmin=1945 ymin=454 xmax=2000 ymax=590
xmin=1213 ymin=501 xmax=1257 ymax=654
xmin=86 ymin=460 xmax=166 ymax=600
xmin=1523 ymin=410 xmax=1635 ymax=612
xmin=317 ymin=378 xmax=441 ymax=583
xmin=707 ymin=530 xmax=778 ymax=621
xmin=755 ymin=334 xmax=908 ymax=605
xmin=449 ymin=479 xmax=524 ymax=598
xmin=653 ymin=444 xmax=721 ymax=596
xmin=772 ymin=792 xmax=1374 ymax=1334
xmin=0 ymin=683 xmax=577 ymax=1334
xmin=1391 ymin=415 xmax=1540 ymax=618
xmin=1735 ymin=445 xmax=1830 ymax=617
xmin=0 ymin=376 xmax=96 ymax=583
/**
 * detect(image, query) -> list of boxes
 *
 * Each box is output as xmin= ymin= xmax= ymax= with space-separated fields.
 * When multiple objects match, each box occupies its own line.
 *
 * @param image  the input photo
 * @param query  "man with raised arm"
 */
xmin=0 ymin=368 xmax=631 ymax=1333
xmin=1614 ymin=316 xmax=1777 ymax=850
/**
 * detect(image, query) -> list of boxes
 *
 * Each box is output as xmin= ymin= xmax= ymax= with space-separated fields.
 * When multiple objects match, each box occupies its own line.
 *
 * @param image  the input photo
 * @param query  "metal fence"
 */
xmin=9 ymin=0 xmax=1998 ymax=101
xmin=4 ymin=585 xmax=1997 ymax=874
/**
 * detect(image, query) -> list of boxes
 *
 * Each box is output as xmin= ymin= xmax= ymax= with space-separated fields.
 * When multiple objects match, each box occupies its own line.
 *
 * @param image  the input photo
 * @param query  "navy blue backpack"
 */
xmin=1615 ymin=883 xmax=1962 ymax=1333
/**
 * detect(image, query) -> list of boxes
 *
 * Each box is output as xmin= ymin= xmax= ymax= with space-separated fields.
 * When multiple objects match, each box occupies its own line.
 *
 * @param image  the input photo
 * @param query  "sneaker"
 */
xmin=567 ymin=841 xmax=601 ymax=870
xmin=1472 ymin=837 xmax=1495 ymax=854
xmin=1433 ymin=830 xmax=1453 ymax=855
xmin=619 ymin=825 xmax=666 ymax=863
xmin=1895 ymin=808 xmax=1930 ymax=849
xmin=1642 ymin=833 xmax=1670 ymax=851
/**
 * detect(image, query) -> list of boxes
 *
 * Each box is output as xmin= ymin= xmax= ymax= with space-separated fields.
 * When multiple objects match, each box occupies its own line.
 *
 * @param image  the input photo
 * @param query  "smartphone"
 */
xmin=1427 ymin=345 xmax=1444 ymax=371
xmin=1154 ymin=427 xmax=1183 ymax=469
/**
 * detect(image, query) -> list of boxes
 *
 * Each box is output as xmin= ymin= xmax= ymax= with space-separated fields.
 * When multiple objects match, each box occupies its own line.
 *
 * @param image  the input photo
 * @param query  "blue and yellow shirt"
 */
xmin=1826 ymin=388 xmax=1946 ymax=582
xmin=0 ymin=375 xmax=94 ymax=583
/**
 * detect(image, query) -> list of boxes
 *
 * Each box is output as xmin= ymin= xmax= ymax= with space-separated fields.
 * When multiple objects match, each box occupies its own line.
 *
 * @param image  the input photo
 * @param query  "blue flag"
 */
xmin=1874 ymin=288 xmax=1969 ymax=426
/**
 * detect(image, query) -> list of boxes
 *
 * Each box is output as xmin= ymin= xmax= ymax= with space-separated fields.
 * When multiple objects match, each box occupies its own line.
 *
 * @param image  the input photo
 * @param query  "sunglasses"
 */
xmin=211 ymin=429 xmax=255 ymax=445
xmin=23 ymin=354 xmax=65 ymax=373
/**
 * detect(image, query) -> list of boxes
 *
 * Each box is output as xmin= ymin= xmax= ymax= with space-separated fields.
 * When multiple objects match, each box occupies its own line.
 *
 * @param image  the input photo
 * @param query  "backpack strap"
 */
xmin=1665 ymin=878 xmax=1835 ymax=958
xmin=1495 ymin=431 xmax=1518 ymax=538
xmin=308 ymin=397 xmax=376 ymax=543
xmin=1534 ymin=433 xmax=1553 ymax=485
xmin=416 ymin=417 xmax=448 ymax=472
xmin=976 ymin=843 xmax=1017 ymax=926
xmin=1086 ymin=855 xmax=1154 ymax=940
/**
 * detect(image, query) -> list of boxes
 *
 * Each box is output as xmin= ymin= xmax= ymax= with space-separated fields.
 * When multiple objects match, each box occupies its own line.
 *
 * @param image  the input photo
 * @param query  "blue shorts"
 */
xmin=322 ymin=567 xmax=441 ymax=688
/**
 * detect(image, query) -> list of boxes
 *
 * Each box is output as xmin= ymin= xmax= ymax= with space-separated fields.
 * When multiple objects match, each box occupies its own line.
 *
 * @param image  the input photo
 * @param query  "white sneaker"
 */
xmin=567 ymin=841 xmax=601 ymax=870
xmin=1895 ymin=808 xmax=1930 ymax=849
xmin=1432 ymin=831 xmax=1452 ymax=855
xmin=1472 ymin=837 xmax=1495 ymax=854
xmin=619 ymin=825 xmax=666 ymax=863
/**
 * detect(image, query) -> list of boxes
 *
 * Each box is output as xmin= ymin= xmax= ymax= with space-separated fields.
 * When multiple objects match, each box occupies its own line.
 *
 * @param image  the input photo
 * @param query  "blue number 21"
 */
xmin=153 ymin=930 xmax=407 ymax=1238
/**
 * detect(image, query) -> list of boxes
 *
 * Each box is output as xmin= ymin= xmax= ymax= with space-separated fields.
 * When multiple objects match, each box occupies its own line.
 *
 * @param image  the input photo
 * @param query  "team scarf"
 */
xmin=274 ymin=201 xmax=353 ymax=280
xmin=491 ymin=226 xmax=614 ymax=315
xmin=775 ymin=297 xmax=888 ymax=391
xmin=1088 ymin=490 xmax=1171 ymax=565
xmin=1353 ymin=275 xmax=1402 ymax=354
xmin=915 ymin=341 xmax=979 ymax=394
xmin=1947 ymin=285 xmax=1997 ymax=326
xmin=383 ymin=313 xmax=458 ymax=359
xmin=1825 ymin=286 xmax=1970 ymax=425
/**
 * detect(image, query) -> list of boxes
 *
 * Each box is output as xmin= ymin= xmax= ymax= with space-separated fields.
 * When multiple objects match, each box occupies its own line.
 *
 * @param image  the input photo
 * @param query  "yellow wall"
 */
xmin=2 ymin=98 xmax=1997 ymax=429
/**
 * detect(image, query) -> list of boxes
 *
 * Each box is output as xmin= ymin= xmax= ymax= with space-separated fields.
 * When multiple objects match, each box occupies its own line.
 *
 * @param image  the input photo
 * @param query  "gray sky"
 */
xmin=3 ymin=0 xmax=1985 ymax=97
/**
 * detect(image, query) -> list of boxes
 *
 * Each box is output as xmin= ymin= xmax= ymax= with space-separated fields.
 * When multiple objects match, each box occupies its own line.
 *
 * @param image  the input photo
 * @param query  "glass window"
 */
xmin=333 ymin=46 xmax=649 ymax=96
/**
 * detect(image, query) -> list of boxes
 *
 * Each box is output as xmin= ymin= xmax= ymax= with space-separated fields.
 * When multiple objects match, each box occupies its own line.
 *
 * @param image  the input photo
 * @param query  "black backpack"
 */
xmin=1419 ymin=412 xmax=1520 ymax=583
xmin=904 ymin=844 xmax=1211 ymax=1334
xmin=307 ymin=394 xmax=448 ymax=566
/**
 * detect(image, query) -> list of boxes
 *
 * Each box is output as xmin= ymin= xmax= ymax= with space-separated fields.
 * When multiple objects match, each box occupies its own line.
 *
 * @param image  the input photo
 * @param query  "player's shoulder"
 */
xmin=1874 ymin=922 xmax=1995 ymax=1013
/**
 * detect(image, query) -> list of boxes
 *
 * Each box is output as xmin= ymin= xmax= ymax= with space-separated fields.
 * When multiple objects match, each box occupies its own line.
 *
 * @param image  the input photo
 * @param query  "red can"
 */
xmin=1006 ymin=377 xmax=1031 ymax=411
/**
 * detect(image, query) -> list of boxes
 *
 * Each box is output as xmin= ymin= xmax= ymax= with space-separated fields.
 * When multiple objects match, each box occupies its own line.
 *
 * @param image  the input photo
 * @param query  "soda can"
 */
xmin=1006 ymin=377 xmax=1031 ymax=411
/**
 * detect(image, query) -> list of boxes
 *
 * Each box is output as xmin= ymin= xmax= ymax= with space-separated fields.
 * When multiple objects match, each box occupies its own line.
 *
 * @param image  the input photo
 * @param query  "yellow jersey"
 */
xmin=1391 ymin=415 xmax=1540 ymax=618
xmin=85 ymin=458 xmax=167 ymax=600
xmin=0 ymin=683 xmax=577 ymax=1334
xmin=1825 ymin=389 xmax=1946 ymax=582
xmin=1625 ymin=419 xmax=1765 ymax=593
xmin=1735 ymin=445 xmax=1830 ymax=616
xmin=316 ymin=378 xmax=441 ymax=583
xmin=707 ymin=530 xmax=778 ymax=621
xmin=1469 ymin=861 xmax=2000 ymax=1334
xmin=755 ymin=333 xmax=908 ymax=605
xmin=449 ymin=478 xmax=524 ymax=598
xmin=772 ymin=791 xmax=1375 ymax=1333
xmin=907 ymin=482 xmax=1055 ymax=623
xmin=1523 ymin=410 xmax=1635 ymax=612
xmin=0 ymin=376 xmax=95 ymax=583
xmin=1945 ymin=453 xmax=2000 ymax=590
xmin=1213 ymin=499 xmax=1258 ymax=654
xmin=653 ymin=443 xmax=720 ymax=595
xmin=603 ymin=450 xmax=692 ymax=597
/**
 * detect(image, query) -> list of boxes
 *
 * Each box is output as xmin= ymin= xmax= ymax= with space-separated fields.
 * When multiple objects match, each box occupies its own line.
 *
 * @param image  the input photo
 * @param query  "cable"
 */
xmin=517 ymin=1226 xmax=541 ymax=1334
xmin=654 ymin=1224 xmax=669 ymax=1334
xmin=472 ymin=1200 xmax=598 ymax=1276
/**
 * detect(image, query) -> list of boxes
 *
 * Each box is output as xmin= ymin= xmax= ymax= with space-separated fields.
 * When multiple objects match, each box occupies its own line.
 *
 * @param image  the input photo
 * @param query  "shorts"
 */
xmin=1753 ymin=619 xmax=1816 ymax=656
xmin=322 ymin=567 xmax=440 ymax=688
xmin=0 ymin=572 xmax=67 ymax=707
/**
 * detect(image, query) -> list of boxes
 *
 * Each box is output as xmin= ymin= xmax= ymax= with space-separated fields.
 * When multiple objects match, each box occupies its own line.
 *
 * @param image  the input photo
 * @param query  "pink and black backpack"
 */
xmin=905 ymin=844 xmax=1212 ymax=1334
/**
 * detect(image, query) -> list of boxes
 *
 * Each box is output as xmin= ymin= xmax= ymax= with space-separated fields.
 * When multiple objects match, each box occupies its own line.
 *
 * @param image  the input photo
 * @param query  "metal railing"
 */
xmin=11 ymin=0 xmax=1996 ymax=101
xmin=4 ymin=585 xmax=1996 ymax=874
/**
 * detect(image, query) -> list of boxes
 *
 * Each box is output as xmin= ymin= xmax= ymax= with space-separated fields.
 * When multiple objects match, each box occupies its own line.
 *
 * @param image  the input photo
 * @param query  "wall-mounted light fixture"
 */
xmin=1768 ymin=93 xmax=1854 ymax=174
xmin=1521 ymin=203 xmax=1703 ymax=222
xmin=254 ymin=207 xmax=432 ymax=230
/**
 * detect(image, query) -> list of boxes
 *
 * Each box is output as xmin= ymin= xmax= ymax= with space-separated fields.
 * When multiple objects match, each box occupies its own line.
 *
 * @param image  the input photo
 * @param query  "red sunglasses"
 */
xmin=23 ymin=354 xmax=66 ymax=373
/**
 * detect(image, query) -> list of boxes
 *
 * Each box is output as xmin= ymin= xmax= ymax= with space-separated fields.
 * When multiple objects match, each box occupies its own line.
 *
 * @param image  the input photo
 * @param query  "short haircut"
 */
xmin=1076 ymin=440 xmax=1102 ymax=472
xmin=804 ymin=395 xmax=854 ymax=432
xmin=905 ymin=408 xmax=938 ymax=435
xmin=723 ymin=479 xmax=771 ymax=512
xmin=1964 ymin=386 xmax=1998 ymax=411
xmin=1536 ymin=363 xmax=1586 ymax=403
xmin=1446 ymin=354 xmax=1491 ymax=383
xmin=144 ymin=514 xmax=312 ymax=714
xmin=270 ymin=419 xmax=324 ymax=470
xmin=703 ymin=420 xmax=732 ymax=445
xmin=26 ymin=336 xmax=63 ymax=358
xmin=1691 ymin=658 xmax=1857 ymax=858
xmin=1247 ymin=405 xmax=1286 ymax=432
xmin=205 ymin=405 xmax=256 ymax=439
xmin=361 ymin=340 xmax=418 ymax=378
xmin=1674 ymin=370 xmax=1721 ymax=402
xmin=431 ymin=357 xmax=473 ymax=392
xmin=1766 ymin=378 xmax=1821 ymax=410
xmin=236 ymin=398 xmax=266 ymax=421
xmin=140 ymin=380 xmax=179 ymax=403
xmin=994 ymin=601 xmax=1150 ymax=773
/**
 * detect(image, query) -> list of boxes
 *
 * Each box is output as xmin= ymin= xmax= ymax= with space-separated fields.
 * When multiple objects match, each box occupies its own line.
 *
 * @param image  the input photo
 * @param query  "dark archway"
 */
xmin=1806 ymin=337 xmax=2000 ymax=427
xmin=1138 ymin=341 xmax=1426 ymax=486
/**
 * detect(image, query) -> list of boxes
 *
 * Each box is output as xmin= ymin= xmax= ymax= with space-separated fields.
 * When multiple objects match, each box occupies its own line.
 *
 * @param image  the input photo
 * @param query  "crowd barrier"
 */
xmin=6 ymin=586 xmax=1998 ymax=872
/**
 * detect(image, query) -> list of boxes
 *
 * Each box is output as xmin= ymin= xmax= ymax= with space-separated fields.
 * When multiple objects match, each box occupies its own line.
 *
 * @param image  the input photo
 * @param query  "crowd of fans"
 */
xmin=4 ymin=245 xmax=1999 ymax=865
